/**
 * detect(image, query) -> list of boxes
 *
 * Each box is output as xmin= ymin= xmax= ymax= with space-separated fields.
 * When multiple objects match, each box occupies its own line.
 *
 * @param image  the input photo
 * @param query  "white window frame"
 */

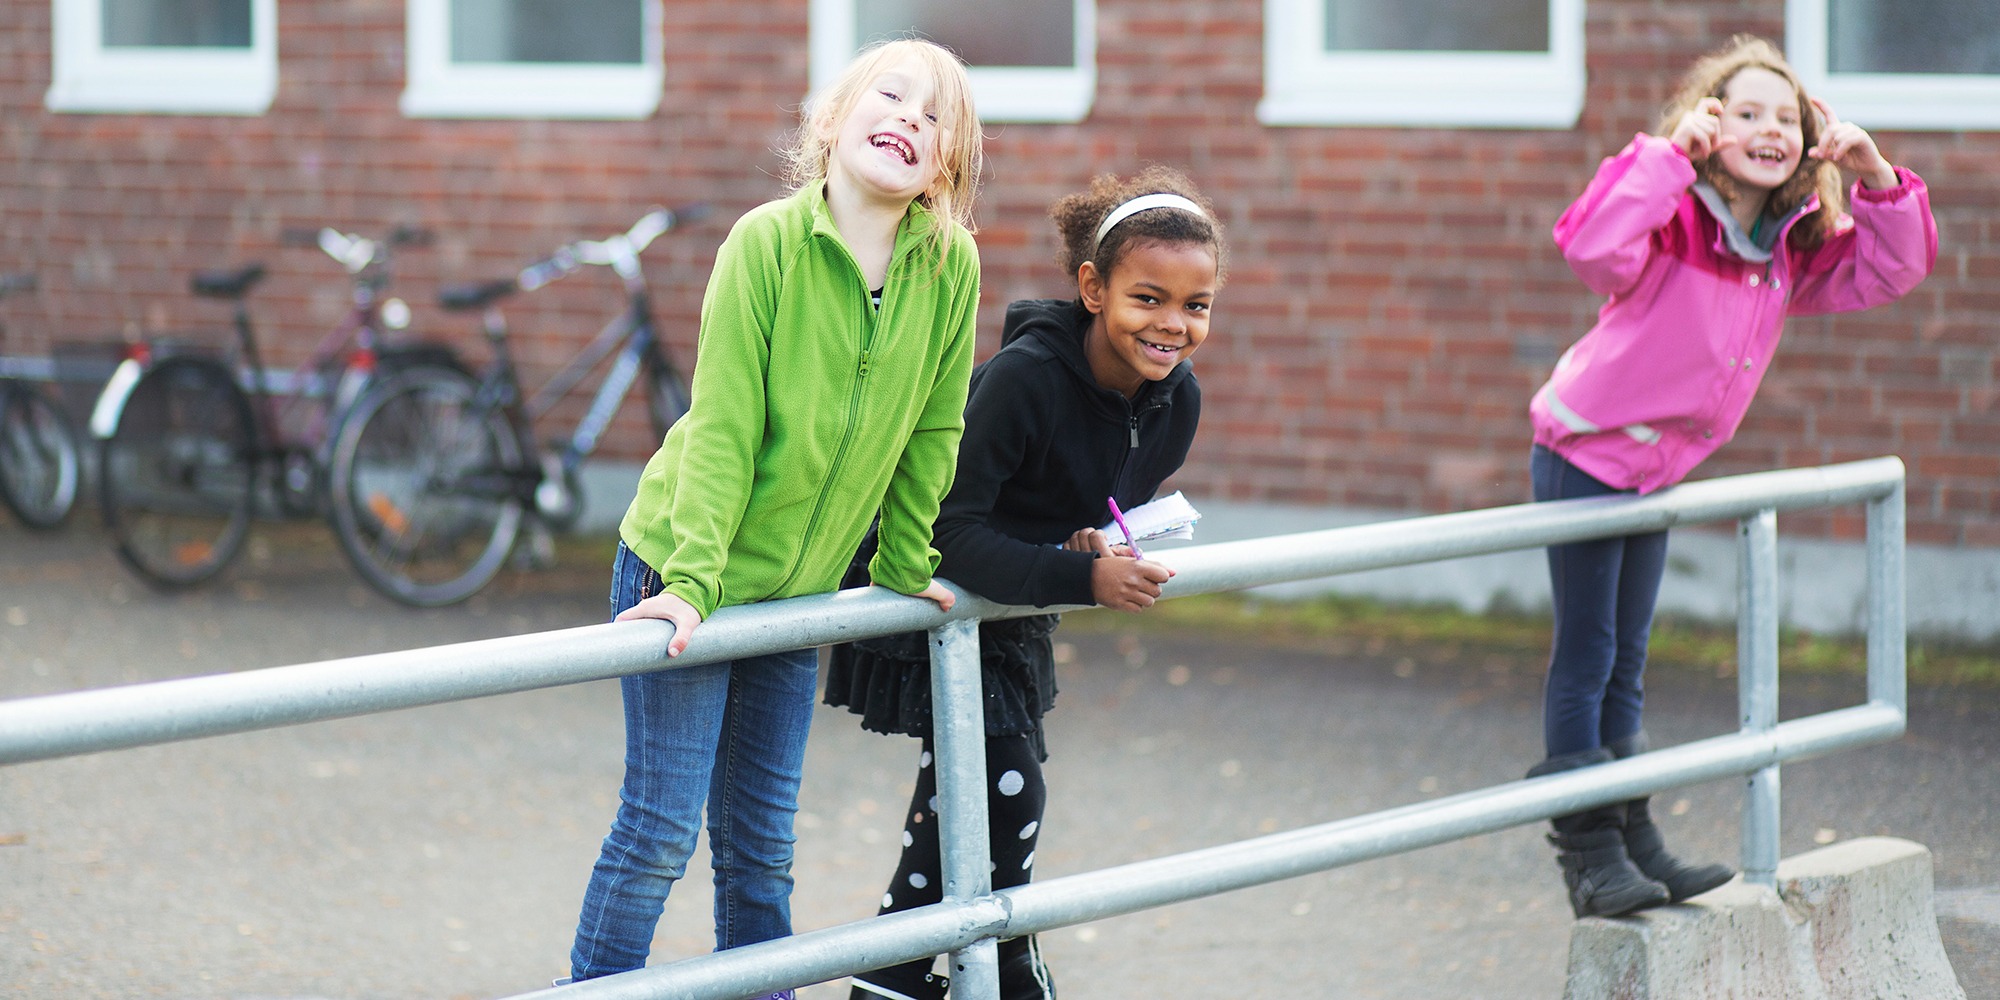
xmin=46 ymin=0 xmax=277 ymax=115
xmin=1259 ymin=0 xmax=1583 ymax=128
xmin=1786 ymin=0 xmax=2000 ymax=131
xmin=401 ymin=0 xmax=664 ymax=119
xmin=809 ymin=0 xmax=1097 ymax=124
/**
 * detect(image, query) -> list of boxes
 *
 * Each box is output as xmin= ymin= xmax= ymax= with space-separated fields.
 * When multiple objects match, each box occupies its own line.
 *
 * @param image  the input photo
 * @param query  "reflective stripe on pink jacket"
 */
xmin=1530 ymin=133 xmax=1936 ymax=493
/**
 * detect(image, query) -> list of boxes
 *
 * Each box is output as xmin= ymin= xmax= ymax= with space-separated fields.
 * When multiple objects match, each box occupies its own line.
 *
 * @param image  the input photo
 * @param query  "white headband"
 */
xmin=1091 ymin=193 xmax=1206 ymax=256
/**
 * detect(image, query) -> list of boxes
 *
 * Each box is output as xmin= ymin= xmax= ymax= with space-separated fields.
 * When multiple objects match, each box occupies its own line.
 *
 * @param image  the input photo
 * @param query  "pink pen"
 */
xmin=1106 ymin=496 xmax=1144 ymax=560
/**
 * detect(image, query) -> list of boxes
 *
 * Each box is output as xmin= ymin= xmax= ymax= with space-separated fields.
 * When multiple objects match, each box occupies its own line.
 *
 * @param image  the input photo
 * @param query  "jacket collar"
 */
xmin=802 ymin=183 xmax=937 ymax=271
xmin=1691 ymin=180 xmax=1818 ymax=264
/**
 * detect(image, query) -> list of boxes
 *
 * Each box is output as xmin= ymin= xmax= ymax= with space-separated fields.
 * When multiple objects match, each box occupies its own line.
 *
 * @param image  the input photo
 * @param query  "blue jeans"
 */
xmin=569 ymin=542 xmax=819 ymax=981
xmin=1530 ymin=446 xmax=1667 ymax=758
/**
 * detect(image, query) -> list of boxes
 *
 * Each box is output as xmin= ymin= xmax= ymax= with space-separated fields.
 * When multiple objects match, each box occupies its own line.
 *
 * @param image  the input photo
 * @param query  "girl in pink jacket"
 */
xmin=1525 ymin=35 xmax=1936 ymax=919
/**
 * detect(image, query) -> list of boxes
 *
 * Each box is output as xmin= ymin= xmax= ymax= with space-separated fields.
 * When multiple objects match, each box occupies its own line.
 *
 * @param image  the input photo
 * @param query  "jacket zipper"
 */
xmin=1111 ymin=397 xmax=1165 ymax=502
xmin=771 ymin=260 xmax=880 ymax=596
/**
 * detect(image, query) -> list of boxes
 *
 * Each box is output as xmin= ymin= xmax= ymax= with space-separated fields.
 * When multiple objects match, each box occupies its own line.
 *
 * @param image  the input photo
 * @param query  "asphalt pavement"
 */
xmin=1 ymin=518 xmax=1994 ymax=999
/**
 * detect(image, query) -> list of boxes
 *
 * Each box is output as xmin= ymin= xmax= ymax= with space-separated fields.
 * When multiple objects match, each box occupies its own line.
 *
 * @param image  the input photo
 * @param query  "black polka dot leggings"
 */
xmin=873 ymin=733 xmax=1046 ymax=967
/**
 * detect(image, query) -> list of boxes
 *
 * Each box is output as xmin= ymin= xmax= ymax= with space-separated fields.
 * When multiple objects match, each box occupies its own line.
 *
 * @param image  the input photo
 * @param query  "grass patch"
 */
xmin=1064 ymin=591 xmax=2000 ymax=688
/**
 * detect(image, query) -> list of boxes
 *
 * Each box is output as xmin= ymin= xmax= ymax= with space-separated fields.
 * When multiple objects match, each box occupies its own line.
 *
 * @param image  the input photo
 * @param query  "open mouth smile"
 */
xmin=1745 ymin=147 xmax=1790 ymax=166
xmin=870 ymin=132 xmax=917 ymax=166
xmin=1138 ymin=337 xmax=1183 ymax=359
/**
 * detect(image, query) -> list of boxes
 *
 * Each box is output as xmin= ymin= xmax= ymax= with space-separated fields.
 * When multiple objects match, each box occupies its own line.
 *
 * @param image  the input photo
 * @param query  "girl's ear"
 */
xmin=1078 ymin=261 xmax=1107 ymax=314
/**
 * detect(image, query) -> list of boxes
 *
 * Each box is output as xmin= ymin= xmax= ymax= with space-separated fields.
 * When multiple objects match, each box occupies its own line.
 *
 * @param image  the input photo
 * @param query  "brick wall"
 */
xmin=2 ymin=0 xmax=1994 ymax=546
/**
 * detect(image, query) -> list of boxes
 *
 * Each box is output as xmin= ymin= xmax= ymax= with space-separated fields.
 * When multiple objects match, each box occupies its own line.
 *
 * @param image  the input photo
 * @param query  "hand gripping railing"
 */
xmin=0 ymin=458 xmax=1907 ymax=1000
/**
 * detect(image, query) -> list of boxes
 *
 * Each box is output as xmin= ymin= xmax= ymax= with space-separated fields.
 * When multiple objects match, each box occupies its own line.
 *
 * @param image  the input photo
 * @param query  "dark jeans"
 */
xmin=1531 ymin=446 xmax=1668 ymax=757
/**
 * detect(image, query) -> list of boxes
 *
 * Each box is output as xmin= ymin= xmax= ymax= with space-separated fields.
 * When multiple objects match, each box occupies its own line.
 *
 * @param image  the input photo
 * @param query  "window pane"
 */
xmin=101 ymin=0 xmax=251 ymax=47
xmin=1324 ymin=0 xmax=1546 ymax=53
xmin=1829 ymin=0 xmax=2000 ymax=74
xmin=856 ymin=0 xmax=1073 ymax=68
xmin=450 ymin=0 xmax=643 ymax=64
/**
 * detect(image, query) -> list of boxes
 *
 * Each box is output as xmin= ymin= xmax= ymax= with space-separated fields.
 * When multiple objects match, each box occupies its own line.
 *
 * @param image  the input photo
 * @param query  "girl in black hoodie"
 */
xmin=829 ymin=166 xmax=1227 ymax=1000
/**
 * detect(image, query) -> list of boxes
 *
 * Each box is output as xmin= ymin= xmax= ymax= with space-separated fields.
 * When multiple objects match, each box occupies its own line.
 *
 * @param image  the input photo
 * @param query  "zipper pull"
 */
xmin=859 ymin=350 xmax=871 ymax=378
xmin=1129 ymin=416 xmax=1139 ymax=449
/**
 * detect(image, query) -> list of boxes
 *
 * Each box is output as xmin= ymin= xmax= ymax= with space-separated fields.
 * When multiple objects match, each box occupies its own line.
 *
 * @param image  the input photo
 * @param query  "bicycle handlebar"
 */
xmin=521 ymin=204 xmax=710 ymax=286
xmin=280 ymin=225 xmax=434 ymax=275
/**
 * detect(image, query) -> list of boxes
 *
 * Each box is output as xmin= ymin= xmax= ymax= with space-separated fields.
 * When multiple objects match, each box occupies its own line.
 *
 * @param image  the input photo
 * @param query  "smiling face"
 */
xmin=826 ymin=55 xmax=946 ymax=209
xmin=1713 ymin=66 xmax=1805 ymax=199
xmin=1079 ymin=239 xmax=1219 ymax=398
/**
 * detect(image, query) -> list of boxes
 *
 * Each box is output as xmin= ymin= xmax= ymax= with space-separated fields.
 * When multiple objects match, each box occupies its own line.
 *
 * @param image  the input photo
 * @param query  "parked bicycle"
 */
xmin=326 ymin=205 xmax=707 ymax=607
xmin=90 ymin=227 xmax=462 ymax=589
xmin=0 ymin=273 xmax=82 ymax=530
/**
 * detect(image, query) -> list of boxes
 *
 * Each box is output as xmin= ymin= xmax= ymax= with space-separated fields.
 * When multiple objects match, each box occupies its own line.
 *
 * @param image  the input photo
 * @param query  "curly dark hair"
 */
xmin=1050 ymin=165 xmax=1227 ymax=284
xmin=1656 ymin=35 xmax=1845 ymax=251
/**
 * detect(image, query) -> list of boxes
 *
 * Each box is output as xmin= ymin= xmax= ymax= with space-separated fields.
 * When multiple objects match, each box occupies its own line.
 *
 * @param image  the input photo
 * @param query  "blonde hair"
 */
xmin=1656 ymin=35 xmax=1844 ymax=251
xmin=785 ymin=39 xmax=984 ymax=257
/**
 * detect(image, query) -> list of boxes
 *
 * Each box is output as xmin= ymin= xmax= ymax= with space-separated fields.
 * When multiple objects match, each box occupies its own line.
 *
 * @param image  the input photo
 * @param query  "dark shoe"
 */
xmin=1602 ymin=732 xmax=1735 ymax=902
xmin=851 ymin=963 xmax=949 ymax=1000
xmin=1549 ymin=825 xmax=1673 ymax=917
xmin=998 ymin=935 xmax=1055 ymax=1000
xmin=1623 ymin=797 xmax=1734 ymax=902
xmin=1529 ymin=748 xmax=1670 ymax=918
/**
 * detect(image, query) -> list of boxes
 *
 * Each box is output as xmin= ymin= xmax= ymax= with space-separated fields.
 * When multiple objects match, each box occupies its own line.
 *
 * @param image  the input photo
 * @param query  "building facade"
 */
xmin=3 ymin=0 xmax=1995 ymax=587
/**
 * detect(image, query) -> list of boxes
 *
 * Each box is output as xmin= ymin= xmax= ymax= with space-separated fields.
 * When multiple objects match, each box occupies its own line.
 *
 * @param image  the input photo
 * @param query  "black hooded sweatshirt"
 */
xmin=825 ymin=297 xmax=1201 ymax=744
xmin=935 ymin=296 xmax=1200 ymax=606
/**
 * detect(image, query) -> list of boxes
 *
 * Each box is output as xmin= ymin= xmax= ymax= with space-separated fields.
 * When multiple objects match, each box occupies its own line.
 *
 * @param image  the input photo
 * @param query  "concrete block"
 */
xmin=1564 ymin=837 xmax=1964 ymax=1000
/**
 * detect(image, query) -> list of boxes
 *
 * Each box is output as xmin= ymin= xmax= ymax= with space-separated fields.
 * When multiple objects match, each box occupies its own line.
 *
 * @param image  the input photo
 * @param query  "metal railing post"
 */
xmin=1736 ymin=508 xmax=1781 ymax=887
xmin=1866 ymin=473 xmax=1907 ymax=714
xmin=928 ymin=619 xmax=999 ymax=1000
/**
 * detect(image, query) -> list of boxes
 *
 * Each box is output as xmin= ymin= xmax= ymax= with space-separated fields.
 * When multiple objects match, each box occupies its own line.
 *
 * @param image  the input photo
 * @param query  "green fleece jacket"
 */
xmin=619 ymin=185 xmax=979 ymax=618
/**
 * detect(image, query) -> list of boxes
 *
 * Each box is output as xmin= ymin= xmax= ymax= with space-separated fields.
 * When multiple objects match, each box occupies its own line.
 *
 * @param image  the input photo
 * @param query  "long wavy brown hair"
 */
xmin=1655 ymin=35 xmax=1845 ymax=251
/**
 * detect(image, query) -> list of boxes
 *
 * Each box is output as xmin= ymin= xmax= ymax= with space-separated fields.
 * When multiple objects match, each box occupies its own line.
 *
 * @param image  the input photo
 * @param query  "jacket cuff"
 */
xmin=1052 ymin=548 xmax=1098 ymax=607
xmin=1851 ymin=165 xmax=1922 ymax=203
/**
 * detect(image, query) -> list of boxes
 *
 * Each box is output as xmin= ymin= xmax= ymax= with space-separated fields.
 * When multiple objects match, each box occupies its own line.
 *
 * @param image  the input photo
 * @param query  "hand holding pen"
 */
xmin=1056 ymin=498 xmax=1174 ymax=612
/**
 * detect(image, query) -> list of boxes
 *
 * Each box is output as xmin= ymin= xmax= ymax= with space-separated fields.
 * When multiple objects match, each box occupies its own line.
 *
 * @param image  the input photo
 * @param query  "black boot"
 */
xmin=1621 ymin=797 xmax=1734 ymax=902
xmin=1529 ymin=748 xmax=1671 ymax=918
xmin=998 ymin=935 xmax=1055 ymax=1000
xmin=1605 ymin=733 xmax=1735 ymax=902
xmin=850 ymin=961 xmax=948 ymax=1000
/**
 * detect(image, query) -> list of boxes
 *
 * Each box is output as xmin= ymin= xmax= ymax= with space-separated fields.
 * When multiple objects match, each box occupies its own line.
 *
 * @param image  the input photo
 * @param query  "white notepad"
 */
xmin=1101 ymin=491 xmax=1202 ymax=544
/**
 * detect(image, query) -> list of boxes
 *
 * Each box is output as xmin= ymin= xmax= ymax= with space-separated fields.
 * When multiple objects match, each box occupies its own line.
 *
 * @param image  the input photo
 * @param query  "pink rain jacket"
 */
xmin=1531 ymin=133 xmax=1936 ymax=493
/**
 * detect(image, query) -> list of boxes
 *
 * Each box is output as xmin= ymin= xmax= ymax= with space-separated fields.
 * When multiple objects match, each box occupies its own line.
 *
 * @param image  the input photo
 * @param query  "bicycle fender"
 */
xmin=89 ymin=358 xmax=144 ymax=439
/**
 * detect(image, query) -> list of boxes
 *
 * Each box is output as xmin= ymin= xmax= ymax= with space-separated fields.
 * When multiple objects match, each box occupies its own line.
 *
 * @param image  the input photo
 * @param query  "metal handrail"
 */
xmin=0 ymin=457 xmax=1907 ymax=1000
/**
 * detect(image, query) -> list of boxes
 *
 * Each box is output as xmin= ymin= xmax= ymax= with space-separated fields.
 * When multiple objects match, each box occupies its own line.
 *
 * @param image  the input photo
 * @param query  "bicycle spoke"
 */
xmin=100 ymin=359 xmax=254 ymax=588
xmin=329 ymin=371 xmax=523 ymax=606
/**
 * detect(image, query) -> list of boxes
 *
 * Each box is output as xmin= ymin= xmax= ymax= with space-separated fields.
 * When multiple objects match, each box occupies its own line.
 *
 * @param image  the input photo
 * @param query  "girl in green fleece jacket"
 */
xmin=566 ymin=40 xmax=984 ymax=990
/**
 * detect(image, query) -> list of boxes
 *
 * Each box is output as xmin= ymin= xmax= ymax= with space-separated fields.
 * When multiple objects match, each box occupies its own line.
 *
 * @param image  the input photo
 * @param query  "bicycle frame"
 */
xmin=485 ymin=207 xmax=695 ymax=476
xmin=90 ymin=230 xmax=414 ymax=464
xmin=521 ymin=289 xmax=658 ymax=468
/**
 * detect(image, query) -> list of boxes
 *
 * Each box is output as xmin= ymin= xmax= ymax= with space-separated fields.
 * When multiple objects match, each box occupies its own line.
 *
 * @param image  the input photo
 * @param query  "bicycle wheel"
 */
xmin=0 ymin=382 xmax=82 ymax=530
xmin=646 ymin=355 xmax=692 ymax=443
xmin=99 ymin=357 xmax=256 ymax=588
xmin=327 ymin=368 xmax=525 ymax=607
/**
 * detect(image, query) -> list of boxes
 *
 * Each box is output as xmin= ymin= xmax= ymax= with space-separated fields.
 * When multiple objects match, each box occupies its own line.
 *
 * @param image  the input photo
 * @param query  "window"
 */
xmin=1260 ymin=0 xmax=1584 ymax=128
xmin=810 ymin=0 xmax=1096 ymax=123
xmin=402 ymin=0 xmax=663 ymax=119
xmin=47 ymin=0 xmax=277 ymax=115
xmin=1787 ymin=0 xmax=2000 ymax=130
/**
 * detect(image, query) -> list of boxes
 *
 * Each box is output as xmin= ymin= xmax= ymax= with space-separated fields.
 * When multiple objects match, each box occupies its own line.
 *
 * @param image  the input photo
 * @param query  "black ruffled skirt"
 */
xmin=825 ymin=613 xmax=1061 ymax=761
